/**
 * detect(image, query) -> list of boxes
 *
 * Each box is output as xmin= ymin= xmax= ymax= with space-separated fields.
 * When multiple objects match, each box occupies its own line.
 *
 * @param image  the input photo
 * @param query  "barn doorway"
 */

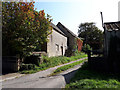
xmin=61 ymin=46 xmax=63 ymax=56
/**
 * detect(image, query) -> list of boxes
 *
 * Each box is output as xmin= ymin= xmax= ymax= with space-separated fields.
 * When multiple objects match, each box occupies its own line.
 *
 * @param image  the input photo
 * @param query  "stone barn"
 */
xmin=41 ymin=23 xmax=67 ymax=57
xmin=57 ymin=22 xmax=83 ymax=53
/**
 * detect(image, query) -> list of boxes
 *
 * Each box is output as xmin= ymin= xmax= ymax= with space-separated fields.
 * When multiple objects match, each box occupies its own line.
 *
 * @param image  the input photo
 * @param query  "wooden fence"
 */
xmin=2 ymin=56 xmax=21 ymax=73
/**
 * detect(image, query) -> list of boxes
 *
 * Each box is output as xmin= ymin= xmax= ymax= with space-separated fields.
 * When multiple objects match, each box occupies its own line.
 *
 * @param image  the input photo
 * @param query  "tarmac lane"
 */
xmin=2 ymin=58 xmax=87 ymax=88
xmin=2 ymin=75 xmax=65 ymax=88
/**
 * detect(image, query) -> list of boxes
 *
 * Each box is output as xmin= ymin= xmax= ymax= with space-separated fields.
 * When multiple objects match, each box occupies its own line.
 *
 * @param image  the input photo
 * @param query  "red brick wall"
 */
xmin=77 ymin=38 xmax=83 ymax=52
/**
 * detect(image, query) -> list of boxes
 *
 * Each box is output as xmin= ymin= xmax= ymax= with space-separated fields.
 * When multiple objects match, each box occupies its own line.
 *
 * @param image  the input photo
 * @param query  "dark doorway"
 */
xmin=61 ymin=46 xmax=63 ymax=56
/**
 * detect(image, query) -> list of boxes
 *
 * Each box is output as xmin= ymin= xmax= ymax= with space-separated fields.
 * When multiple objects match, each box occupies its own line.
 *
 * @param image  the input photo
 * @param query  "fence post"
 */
xmin=87 ymin=50 xmax=91 ymax=67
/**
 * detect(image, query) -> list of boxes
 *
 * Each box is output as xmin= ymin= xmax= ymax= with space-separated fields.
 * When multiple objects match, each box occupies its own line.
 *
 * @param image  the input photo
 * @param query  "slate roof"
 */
xmin=50 ymin=22 xmax=66 ymax=37
xmin=57 ymin=22 xmax=78 ymax=38
xmin=104 ymin=21 xmax=120 ymax=31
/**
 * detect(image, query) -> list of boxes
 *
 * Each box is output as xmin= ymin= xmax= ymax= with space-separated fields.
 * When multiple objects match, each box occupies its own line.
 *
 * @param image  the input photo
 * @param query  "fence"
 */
xmin=88 ymin=50 xmax=120 ymax=73
xmin=87 ymin=50 xmax=109 ymax=72
xmin=2 ymin=56 xmax=21 ymax=73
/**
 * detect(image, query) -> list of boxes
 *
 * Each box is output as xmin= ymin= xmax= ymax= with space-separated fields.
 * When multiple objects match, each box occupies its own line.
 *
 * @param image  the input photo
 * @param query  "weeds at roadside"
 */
xmin=51 ymin=59 xmax=87 ymax=76
xmin=66 ymin=62 xmax=120 ymax=89
xmin=20 ymin=52 xmax=87 ymax=74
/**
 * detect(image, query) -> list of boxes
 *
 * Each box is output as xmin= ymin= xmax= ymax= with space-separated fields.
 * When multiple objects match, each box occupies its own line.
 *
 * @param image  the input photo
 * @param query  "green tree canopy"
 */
xmin=2 ymin=2 xmax=52 ymax=57
xmin=78 ymin=22 xmax=103 ymax=50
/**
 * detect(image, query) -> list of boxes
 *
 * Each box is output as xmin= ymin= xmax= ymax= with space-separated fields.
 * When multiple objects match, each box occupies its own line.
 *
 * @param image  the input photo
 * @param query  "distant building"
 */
xmin=41 ymin=22 xmax=83 ymax=57
xmin=57 ymin=22 xmax=83 ymax=52
xmin=42 ymin=23 xmax=67 ymax=57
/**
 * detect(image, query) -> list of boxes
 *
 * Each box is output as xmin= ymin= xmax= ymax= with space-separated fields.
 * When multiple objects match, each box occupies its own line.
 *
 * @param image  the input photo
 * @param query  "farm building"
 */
xmin=41 ymin=22 xmax=67 ymax=57
xmin=87 ymin=21 xmax=120 ymax=73
xmin=41 ymin=22 xmax=83 ymax=57
xmin=104 ymin=21 xmax=120 ymax=72
xmin=57 ymin=22 xmax=83 ymax=53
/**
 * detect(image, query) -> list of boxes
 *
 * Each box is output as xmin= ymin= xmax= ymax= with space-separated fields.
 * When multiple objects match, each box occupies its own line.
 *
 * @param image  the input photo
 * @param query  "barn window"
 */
xmin=56 ymin=44 xmax=59 ymax=51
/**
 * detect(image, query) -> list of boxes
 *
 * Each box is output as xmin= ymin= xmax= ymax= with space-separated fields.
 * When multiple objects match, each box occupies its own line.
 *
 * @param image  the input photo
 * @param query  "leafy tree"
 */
xmin=82 ymin=44 xmax=92 ymax=52
xmin=78 ymin=22 xmax=103 ymax=50
xmin=2 ymin=1 xmax=52 ymax=57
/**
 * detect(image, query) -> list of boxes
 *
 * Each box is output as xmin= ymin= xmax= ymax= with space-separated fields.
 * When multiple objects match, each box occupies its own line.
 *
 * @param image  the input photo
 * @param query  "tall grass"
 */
xmin=20 ymin=52 xmax=87 ymax=74
xmin=66 ymin=62 xmax=120 ymax=88
xmin=51 ymin=59 xmax=87 ymax=75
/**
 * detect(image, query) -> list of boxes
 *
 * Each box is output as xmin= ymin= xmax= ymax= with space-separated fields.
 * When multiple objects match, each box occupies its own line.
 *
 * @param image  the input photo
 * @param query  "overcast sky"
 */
xmin=34 ymin=0 xmax=120 ymax=35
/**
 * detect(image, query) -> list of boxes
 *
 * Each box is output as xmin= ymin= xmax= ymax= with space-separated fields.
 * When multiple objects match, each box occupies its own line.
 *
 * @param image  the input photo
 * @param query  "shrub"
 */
xmin=74 ymin=50 xmax=81 ymax=56
xmin=82 ymin=44 xmax=92 ymax=52
xmin=20 ymin=64 xmax=35 ymax=71
xmin=64 ymin=48 xmax=74 ymax=57
xmin=24 ymin=55 xmax=40 ymax=66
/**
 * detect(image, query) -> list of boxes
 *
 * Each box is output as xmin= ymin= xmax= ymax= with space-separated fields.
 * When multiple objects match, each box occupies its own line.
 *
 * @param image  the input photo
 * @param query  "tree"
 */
xmin=78 ymin=22 xmax=103 ymax=50
xmin=2 ymin=1 xmax=52 ymax=57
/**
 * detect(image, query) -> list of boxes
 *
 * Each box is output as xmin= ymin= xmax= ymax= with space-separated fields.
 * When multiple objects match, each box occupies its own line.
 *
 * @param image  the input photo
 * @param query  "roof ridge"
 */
xmin=57 ymin=22 xmax=77 ymax=37
xmin=50 ymin=22 xmax=67 ymax=37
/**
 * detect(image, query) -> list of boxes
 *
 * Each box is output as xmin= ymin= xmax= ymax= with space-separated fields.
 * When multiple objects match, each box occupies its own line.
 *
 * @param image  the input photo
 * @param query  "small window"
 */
xmin=56 ymin=44 xmax=59 ymax=51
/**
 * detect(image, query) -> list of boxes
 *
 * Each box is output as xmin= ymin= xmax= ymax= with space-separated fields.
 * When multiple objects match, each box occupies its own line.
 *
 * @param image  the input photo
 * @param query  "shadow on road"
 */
xmin=63 ymin=69 xmax=79 ymax=84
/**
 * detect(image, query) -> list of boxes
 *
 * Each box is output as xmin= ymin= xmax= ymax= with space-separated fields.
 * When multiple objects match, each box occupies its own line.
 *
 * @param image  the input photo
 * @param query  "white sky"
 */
xmin=34 ymin=0 xmax=120 ymax=35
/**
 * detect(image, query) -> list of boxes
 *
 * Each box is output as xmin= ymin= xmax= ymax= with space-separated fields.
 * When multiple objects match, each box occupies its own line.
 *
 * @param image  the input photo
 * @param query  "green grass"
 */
xmin=51 ymin=59 xmax=87 ymax=75
xmin=20 ymin=52 xmax=87 ymax=74
xmin=66 ymin=62 xmax=120 ymax=89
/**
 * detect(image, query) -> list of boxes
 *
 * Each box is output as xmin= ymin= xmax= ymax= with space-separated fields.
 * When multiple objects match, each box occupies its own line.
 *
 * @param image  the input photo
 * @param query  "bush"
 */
xmin=82 ymin=44 xmax=92 ymax=52
xmin=74 ymin=50 xmax=81 ymax=56
xmin=20 ymin=64 xmax=35 ymax=71
xmin=64 ymin=48 xmax=74 ymax=57
xmin=41 ymin=55 xmax=49 ymax=63
xmin=24 ymin=55 xmax=40 ymax=66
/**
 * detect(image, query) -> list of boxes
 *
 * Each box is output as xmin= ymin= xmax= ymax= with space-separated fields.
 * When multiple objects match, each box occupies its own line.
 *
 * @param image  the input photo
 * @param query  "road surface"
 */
xmin=2 ymin=58 xmax=87 ymax=88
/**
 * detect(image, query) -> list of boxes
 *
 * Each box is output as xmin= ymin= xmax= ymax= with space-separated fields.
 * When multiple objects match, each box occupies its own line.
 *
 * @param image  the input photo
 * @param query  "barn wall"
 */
xmin=47 ymin=29 xmax=67 ymax=57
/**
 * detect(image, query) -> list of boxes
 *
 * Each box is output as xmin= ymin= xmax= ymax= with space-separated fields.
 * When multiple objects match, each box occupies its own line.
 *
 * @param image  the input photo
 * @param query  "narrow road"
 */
xmin=2 ymin=57 xmax=87 ymax=88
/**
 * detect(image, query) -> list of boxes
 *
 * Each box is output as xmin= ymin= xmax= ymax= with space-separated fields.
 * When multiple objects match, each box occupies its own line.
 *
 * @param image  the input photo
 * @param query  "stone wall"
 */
xmin=47 ymin=29 xmax=67 ymax=57
xmin=57 ymin=24 xmax=76 ymax=50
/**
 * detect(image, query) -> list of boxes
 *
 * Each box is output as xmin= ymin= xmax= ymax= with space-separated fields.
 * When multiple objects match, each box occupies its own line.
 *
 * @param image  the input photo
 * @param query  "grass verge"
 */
xmin=20 ymin=52 xmax=87 ymax=74
xmin=51 ymin=59 xmax=87 ymax=76
xmin=65 ymin=62 xmax=120 ymax=89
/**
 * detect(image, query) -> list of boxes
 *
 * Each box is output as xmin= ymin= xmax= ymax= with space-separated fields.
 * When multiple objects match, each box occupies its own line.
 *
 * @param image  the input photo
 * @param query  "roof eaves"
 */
xmin=104 ymin=21 xmax=120 ymax=31
xmin=50 ymin=22 xmax=67 ymax=37
xmin=57 ymin=22 xmax=77 ymax=37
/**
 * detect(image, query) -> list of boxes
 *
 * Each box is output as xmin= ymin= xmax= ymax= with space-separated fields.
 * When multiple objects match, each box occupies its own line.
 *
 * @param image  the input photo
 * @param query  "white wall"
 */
xmin=47 ymin=29 xmax=67 ymax=57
